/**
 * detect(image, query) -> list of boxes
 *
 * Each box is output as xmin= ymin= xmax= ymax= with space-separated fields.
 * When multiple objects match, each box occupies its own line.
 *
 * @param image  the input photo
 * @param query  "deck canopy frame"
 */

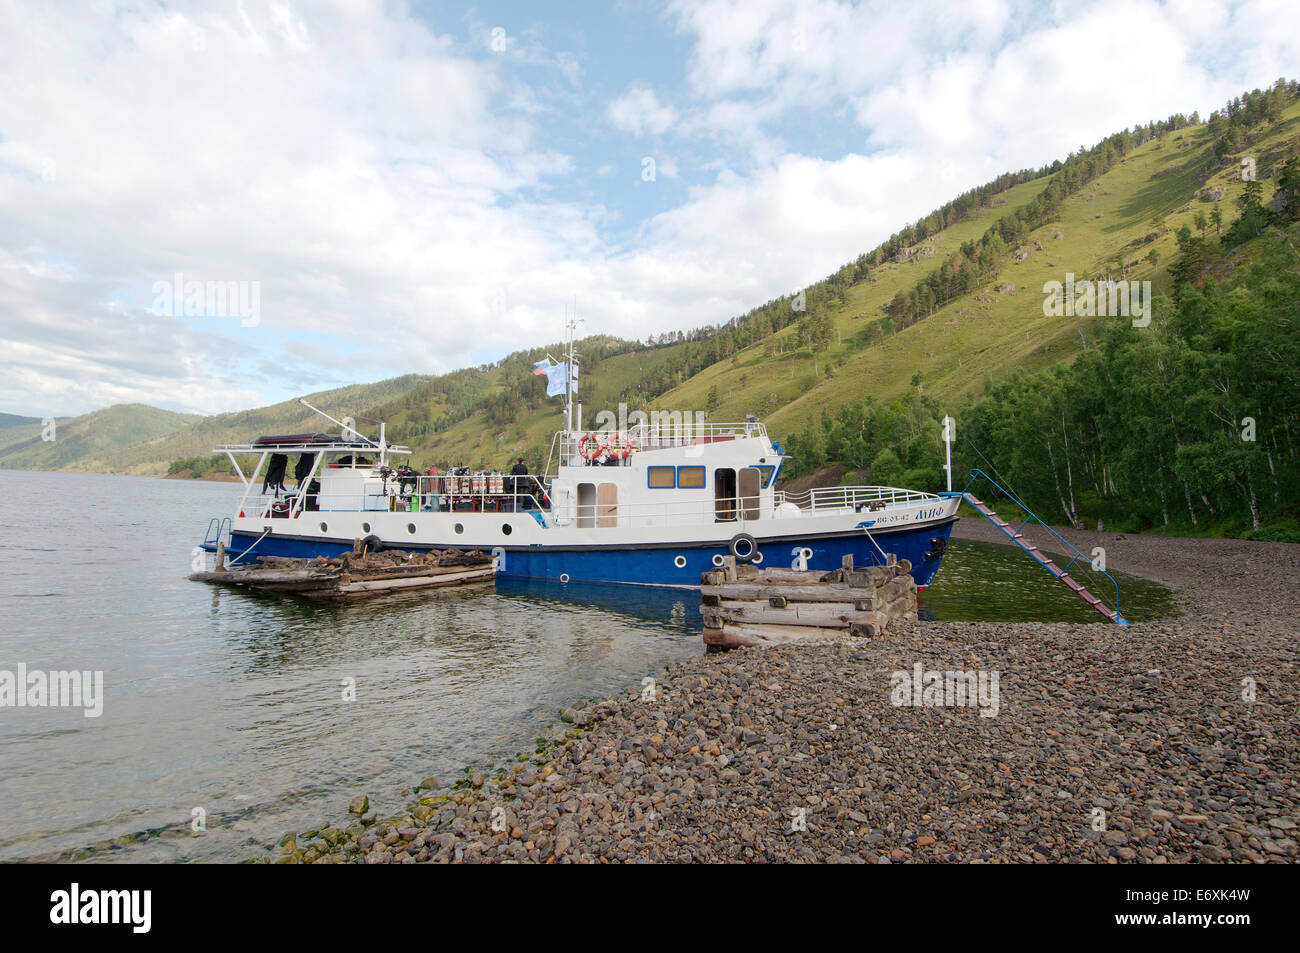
xmin=215 ymin=438 xmax=412 ymax=520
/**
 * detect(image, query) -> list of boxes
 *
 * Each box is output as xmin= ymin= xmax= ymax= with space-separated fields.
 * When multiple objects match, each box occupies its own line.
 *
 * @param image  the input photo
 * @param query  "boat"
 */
xmin=197 ymin=330 xmax=959 ymax=589
xmin=198 ymin=417 xmax=958 ymax=590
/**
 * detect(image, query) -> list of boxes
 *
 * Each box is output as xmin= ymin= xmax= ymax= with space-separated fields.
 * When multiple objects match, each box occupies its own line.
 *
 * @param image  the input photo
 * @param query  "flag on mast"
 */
xmin=532 ymin=358 xmax=573 ymax=398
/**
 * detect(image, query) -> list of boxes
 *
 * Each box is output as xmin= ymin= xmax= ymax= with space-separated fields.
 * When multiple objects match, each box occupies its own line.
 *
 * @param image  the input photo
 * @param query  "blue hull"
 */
xmin=215 ymin=519 xmax=957 ymax=589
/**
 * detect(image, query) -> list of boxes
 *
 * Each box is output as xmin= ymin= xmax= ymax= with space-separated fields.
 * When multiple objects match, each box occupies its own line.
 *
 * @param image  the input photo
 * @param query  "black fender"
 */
xmin=728 ymin=532 xmax=758 ymax=562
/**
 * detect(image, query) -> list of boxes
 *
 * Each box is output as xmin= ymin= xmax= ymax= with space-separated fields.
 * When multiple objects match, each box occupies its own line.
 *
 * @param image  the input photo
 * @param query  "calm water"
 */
xmin=0 ymin=470 xmax=1172 ymax=863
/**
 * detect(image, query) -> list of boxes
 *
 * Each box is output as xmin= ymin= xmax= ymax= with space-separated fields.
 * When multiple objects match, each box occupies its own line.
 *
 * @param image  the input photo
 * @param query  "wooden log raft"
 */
xmin=702 ymin=553 xmax=917 ymax=649
xmin=189 ymin=545 xmax=495 ymax=600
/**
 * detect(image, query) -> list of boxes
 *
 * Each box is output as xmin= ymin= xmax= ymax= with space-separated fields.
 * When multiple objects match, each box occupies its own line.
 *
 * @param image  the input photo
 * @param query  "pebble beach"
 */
xmin=274 ymin=523 xmax=1300 ymax=863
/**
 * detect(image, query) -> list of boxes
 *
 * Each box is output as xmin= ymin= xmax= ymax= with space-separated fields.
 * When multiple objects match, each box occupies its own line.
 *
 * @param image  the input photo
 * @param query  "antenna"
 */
xmin=299 ymin=398 xmax=378 ymax=447
xmin=565 ymin=300 xmax=583 ymax=433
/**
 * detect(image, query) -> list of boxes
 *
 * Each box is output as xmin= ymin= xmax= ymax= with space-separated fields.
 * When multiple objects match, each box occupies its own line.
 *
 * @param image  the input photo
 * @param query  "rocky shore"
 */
xmin=268 ymin=524 xmax=1299 ymax=863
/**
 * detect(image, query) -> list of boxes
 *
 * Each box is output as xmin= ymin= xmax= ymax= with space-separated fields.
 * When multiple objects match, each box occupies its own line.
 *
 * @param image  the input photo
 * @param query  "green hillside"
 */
xmin=368 ymin=85 xmax=1295 ymax=458
xmin=365 ymin=80 xmax=1299 ymax=538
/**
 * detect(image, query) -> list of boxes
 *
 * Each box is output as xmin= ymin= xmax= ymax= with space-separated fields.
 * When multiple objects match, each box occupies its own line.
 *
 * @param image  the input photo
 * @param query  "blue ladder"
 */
xmin=942 ymin=470 xmax=1128 ymax=625
xmin=203 ymin=517 xmax=232 ymax=551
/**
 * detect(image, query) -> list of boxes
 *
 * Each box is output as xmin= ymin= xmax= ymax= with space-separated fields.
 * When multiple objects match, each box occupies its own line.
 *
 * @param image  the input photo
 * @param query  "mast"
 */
xmin=565 ymin=302 xmax=581 ymax=434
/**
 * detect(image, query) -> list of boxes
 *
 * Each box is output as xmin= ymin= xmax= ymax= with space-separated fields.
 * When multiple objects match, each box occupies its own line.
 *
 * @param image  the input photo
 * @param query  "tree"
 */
xmin=1275 ymin=156 xmax=1300 ymax=222
xmin=870 ymin=447 xmax=903 ymax=487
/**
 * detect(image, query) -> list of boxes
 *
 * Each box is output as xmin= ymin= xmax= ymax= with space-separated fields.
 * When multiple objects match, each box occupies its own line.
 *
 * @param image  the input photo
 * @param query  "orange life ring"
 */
xmin=578 ymin=432 xmax=605 ymax=460
xmin=605 ymin=431 xmax=635 ymax=459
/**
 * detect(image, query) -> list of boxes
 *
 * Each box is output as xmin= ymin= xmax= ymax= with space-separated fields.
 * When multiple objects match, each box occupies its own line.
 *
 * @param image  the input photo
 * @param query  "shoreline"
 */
xmin=268 ymin=527 xmax=1299 ymax=863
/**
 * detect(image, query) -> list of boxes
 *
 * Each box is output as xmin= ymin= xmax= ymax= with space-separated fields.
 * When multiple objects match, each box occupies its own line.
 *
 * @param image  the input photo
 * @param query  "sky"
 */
xmin=0 ymin=0 xmax=1296 ymax=417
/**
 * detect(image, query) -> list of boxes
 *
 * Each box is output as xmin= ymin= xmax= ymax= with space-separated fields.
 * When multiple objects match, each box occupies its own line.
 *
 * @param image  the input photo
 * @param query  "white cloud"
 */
xmin=607 ymin=84 xmax=681 ymax=136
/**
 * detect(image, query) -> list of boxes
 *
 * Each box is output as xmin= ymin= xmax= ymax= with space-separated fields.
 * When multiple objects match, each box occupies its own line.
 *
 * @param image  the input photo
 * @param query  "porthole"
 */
xmin=712 ymin=554 xmax=725 ymax=567
xmin=502 ymin=523 xmax=512 ymax=536
xmin=319 ymin=522 xmax=328 ymax=533
xmin=454 ymin=523 xmax=464 ymax=534
xmin=753 ymin=551 xmax=764 ymax=565
xmin=361 ymin=522 xmax=371 ymax=534
xmin=560 ymin=573 xmax=570 ymax=584
xmin=673 ymin=555 xmax=687 ymax=568
xmin=407 ymin=523 xmax=417 ymax=534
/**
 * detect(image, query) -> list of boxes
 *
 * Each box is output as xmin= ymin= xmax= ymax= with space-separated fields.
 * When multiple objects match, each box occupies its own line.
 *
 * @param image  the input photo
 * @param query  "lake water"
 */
xmin=0 ymin=469 xmax=1172 ymax=862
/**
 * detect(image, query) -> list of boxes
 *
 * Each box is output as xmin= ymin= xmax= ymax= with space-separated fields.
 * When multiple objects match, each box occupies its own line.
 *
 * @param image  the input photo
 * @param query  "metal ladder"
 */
xmin=203 ymin=517 xmax=232 ymax=551
xmin=943 ymin=470 xmax=1128 ymax=625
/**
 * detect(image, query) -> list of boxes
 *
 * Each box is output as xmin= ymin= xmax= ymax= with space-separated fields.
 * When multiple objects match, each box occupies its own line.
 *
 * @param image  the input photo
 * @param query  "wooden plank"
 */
xmin=730 ymin=567 xmax=836 ymax=586
xmin=701 ymin=602 xmax=889 ymax=629
xmin=710 ymin=622 xmax=846 ymax=647
xmin=701 ymin=583 xmax=883 ymax=608
xmin=331 ymin=566 xmax=495 ymax=595
xmin=188 ymin=569 xmax=338 ymax=584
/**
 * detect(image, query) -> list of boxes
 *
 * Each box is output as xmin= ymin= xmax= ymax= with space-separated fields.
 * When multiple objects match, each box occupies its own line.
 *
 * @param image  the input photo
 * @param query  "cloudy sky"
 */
xmin=1 ymin=0 xmax=1295 ymax=416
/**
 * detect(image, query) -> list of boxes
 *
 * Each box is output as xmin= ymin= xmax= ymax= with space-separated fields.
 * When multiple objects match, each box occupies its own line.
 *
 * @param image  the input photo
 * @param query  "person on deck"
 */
xmin=510 ymin=458 xmax=530 ymax=507
xmin=425 ymin=464 xmax=441 ymax=511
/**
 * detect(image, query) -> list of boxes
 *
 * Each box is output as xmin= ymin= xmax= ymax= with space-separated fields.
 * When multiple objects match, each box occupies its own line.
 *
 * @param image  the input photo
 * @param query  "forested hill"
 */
xmin=10 ymin=80 xmax=1300 ymax=540
xmin=361 ymin=79 xmax=1300 ymax=539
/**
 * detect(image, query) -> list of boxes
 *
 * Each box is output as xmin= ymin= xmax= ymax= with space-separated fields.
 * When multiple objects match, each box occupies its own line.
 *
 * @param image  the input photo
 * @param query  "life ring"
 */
xmin=604 ymin=431 xmax=637 ymax=459
xmin=729 ymin=533 xmax=758 ymax=562
xmin=578 ymin=432 xmax=605 ymax=461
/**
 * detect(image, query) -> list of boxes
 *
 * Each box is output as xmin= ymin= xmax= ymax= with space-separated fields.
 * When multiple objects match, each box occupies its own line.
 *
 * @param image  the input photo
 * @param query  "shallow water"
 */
xmin=0 ymin=470 xmax=1173 ymax=862
xmin=920 ymin=537 xmax=1175 ymax=623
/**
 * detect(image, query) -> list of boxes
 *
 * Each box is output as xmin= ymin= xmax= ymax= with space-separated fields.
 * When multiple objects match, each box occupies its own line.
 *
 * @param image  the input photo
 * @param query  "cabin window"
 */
xmin=714 ymin=468 xmax=737 ymax=521
xmin=755 ymin=465 xmax=776 ymax=488
xmin=647 ymin=466 xmax=676 ymax=488
xmin=577 ymin=482 xmax=597 ymax=528
xmin=677 ymin=466 xmax=706 ymax=489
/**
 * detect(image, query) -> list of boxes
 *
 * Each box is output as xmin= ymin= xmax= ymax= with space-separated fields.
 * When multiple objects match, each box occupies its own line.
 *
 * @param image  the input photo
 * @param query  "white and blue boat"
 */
xmin=198 ymin=409 xmax=959 ymax=589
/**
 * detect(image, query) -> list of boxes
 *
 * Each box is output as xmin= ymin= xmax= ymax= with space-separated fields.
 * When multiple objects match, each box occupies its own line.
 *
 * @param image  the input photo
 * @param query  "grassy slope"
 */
xmin=659 ymin=102 xmax=1300 ymax=443
xmin=386 ymin=103 xmax=1300 ymax=470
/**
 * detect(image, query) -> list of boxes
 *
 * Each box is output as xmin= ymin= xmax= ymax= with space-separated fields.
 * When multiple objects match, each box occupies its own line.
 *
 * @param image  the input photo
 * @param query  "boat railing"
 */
xmin=239 ymin=474 xmax=551 ymax=519
xmin=552 ymin=420 xmax=767 ymax=464
xmin=234 ymin=477 xmax=935 ymax=526
xmin=775 ymin=485 xmax=939 ymax=512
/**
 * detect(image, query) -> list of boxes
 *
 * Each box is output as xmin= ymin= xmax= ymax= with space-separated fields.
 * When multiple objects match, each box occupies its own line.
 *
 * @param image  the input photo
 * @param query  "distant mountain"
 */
xmin=0 ymin=375 xmax=431 ymax=476
xmin=75 ymin=375 xmax=432 ymax=476
xmin=0 ymin=404 xmax=200 ymax=470
xmin=0 ymin=412 xmax=44 ymax=428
